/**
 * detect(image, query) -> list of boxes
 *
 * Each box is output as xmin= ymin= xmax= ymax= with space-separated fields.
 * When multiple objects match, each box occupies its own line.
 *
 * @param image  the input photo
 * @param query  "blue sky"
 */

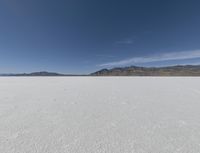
xmin=0 ymin=0 xmax=200 ymax=74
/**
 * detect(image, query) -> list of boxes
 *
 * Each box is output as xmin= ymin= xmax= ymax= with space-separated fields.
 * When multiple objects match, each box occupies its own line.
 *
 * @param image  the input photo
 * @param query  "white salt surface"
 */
xmin=0 ymin=77 xmax=200 ymax=153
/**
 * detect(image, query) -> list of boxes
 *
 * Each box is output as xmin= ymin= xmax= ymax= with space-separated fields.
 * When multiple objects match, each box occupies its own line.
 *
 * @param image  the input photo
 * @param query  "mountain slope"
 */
xmin=91 ymin=65 xmax=200 ymax=76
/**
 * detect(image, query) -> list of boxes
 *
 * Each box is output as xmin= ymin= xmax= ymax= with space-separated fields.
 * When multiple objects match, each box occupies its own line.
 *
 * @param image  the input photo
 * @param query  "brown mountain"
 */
xmin=91 ymin=65 xmax=200 ymax=76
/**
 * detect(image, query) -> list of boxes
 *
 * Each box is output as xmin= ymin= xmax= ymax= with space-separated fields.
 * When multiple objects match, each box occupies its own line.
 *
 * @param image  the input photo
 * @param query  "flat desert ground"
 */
xmin=0 ymin=77 xmax=200 ymax=153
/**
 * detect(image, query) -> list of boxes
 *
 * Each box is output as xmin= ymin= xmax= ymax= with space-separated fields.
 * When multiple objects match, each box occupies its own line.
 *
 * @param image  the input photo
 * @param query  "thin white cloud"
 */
xmin=99 ymin=50 xmax=200 ymax=67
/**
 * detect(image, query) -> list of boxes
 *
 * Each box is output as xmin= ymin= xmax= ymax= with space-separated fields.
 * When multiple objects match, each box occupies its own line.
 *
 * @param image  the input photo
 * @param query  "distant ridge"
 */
xmin=0 ymin=71 xmax=86 ymax=76
xmin=91 ymin=65 xmax=200 ymax=76
xmin=0 ymin=71 xmax=64 ymax=76
xmin=2 ymin=65 xmax=200 ymax=76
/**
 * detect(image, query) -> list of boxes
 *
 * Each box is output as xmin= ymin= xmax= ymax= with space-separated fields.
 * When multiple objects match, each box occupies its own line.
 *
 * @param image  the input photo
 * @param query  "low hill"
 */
xmin=0 ymin=71 xmax=64 ymax=76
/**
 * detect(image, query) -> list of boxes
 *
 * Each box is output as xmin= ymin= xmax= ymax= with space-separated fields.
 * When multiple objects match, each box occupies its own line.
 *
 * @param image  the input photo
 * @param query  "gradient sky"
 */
xmin=0 ymin=0 xmax=200 ymax=74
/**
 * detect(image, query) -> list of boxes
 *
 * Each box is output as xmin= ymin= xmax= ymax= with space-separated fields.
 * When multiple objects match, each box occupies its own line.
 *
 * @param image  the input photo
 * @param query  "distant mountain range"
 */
xmin=0 ymin=71 xmax=64 ymax=76
xmin=0 ymin=71 xmax=85 ymax=76
xmin=91 ymin=65 xmax=200 ymax=76
xmin=1 ymin=65 xmax=200 ymax=76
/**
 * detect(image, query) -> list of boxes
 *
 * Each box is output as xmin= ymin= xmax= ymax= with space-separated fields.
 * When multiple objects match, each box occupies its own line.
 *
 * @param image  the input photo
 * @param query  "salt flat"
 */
xmin=0 ymin=77 xmax=200 ymax=153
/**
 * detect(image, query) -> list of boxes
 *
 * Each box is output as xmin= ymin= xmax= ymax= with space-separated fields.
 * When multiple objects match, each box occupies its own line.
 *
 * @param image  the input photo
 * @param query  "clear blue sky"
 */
xmin=0 ymin=0 xmax=200 ymax=74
